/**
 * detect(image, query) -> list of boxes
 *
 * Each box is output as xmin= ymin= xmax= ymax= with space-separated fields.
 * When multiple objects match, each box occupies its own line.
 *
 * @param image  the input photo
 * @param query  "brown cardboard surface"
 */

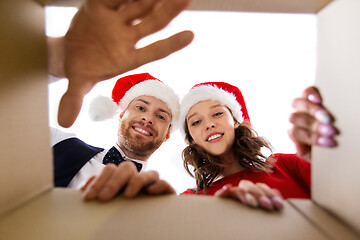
xmin=0 ymin=189 xmax=329 ymax=240
xmin=38 ymin=0 xmax=332 ymax=13
xmin=0 ymin=189 xmax=117 ymax=240
xmin=288 ymin=199 xmax=360 ymax=240
xmin=0 ymin=0 xmax=52 ymax=216
xmin=314 ymin=0 xmax=360 ymax=235
xmin=189 ymin=0 xmax=331 ymax=13
xmin=93 ymin=196 xmax=328 ymax=240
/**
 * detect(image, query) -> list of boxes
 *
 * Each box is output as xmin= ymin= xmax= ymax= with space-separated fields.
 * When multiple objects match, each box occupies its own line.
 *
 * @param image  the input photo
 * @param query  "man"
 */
xmin=53 ymin=73 xmax=179 ymax=200
xmin=47 ymin=0 xmax=194 ymax=203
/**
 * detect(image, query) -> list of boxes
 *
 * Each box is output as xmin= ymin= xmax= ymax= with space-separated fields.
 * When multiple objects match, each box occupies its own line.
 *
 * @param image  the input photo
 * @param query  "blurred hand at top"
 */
xmin=55 ymin=0 xmax=194 ymax=127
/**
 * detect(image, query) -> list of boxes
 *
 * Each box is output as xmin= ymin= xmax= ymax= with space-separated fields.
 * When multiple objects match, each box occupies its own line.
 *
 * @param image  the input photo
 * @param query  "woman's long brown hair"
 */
xmin=182 ymin=121 xmax=275 ymax=194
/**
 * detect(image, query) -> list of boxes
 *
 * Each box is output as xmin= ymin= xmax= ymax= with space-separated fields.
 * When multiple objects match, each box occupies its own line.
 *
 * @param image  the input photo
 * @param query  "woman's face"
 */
xmin=186 ymin=100 xmax=238 ymax=157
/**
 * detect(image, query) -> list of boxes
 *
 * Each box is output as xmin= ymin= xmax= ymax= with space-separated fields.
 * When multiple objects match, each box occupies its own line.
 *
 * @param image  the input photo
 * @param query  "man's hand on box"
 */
xmin=81 ymin=162 xmax=175 ymax=201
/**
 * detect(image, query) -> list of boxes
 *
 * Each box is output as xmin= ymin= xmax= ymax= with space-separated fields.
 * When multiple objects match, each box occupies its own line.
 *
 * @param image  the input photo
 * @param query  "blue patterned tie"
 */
xmin=103 ymin=147 xmax=142 ymax=172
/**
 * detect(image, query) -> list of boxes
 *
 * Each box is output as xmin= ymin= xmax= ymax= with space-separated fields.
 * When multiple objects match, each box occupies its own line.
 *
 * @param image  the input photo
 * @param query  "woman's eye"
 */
xmin=213 ymin=112 xmax=223 ymax=117
xmin=191 ymin=120 xmax=200 ymax=126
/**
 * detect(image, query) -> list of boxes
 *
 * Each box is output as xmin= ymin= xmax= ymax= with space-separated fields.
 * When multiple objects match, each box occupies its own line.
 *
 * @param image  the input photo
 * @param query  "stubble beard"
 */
xmin=118 ymin=120 xmax=164 ymax=157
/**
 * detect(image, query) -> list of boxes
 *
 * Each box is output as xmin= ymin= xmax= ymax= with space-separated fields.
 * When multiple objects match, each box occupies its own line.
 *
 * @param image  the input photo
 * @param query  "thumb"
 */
xmin=58 ymin=89 xmax=84 ymax=128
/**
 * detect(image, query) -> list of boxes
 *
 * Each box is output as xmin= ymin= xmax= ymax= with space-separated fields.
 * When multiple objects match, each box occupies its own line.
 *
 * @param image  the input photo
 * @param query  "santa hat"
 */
xmin=89 ymin=73 xmax=180 ymax=128
xmin=179 ymin=82 xmax=250 ymax=136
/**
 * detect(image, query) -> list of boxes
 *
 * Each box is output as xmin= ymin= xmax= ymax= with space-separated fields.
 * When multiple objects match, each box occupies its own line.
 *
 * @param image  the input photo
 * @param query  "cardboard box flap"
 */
xmin=289 ymin=199 xmax=360 ymax=240
xmin=315 ymin=0 xmax=360 ymax=235
xmin=0 ymin=189 xmax=329 ymax=240
xmin=37 ymin=0 xmax=332 ymax=13
xmin=0 ymin=0 xmax=52 ymax=217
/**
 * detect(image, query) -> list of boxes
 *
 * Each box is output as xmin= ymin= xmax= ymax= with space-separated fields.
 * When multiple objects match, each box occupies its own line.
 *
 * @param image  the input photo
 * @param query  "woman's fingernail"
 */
xmin=317 ymin=136 xmax=337 ymax=147
xmin=318 ymin=124 xmax=337 ymax=137
xmin=315 ymin=110 xmax=331 ymax=124
xmin=222 ymin=184 xmax=232 ymax=190
xmin=308 ymin=94 xmax=321 ymax=104
xmin=272 ymin=196 xmax=284 ymax=211
xmin=245 ymin=193 xmax=258 ymax=208
xmin=259 ymin=196 xmax=273 ymax=211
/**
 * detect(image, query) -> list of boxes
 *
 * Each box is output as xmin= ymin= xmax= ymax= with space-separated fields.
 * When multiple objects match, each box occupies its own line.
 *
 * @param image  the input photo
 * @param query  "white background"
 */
xmin=46 ymin=7 xmax=317 ymax=194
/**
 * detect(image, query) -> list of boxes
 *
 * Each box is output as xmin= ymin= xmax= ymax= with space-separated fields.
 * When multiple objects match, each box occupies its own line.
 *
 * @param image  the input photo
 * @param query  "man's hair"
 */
xmin=182 ymin=121 xmax=275 ymax=194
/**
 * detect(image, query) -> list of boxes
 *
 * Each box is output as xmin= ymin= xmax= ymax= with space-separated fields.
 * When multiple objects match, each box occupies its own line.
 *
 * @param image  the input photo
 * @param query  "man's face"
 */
xmin=117 ymin=96 xmax=172 ymax=159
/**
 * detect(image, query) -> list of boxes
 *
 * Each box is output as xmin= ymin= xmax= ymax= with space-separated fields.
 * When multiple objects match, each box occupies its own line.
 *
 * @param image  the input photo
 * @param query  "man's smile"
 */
xmin=132 ymin=125 xmax=153 ymax=136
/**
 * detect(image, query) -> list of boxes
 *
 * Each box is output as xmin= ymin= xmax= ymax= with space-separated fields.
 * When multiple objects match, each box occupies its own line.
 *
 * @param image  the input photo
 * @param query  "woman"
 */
xmin=179 ymin=82 xmax=338 ymax=210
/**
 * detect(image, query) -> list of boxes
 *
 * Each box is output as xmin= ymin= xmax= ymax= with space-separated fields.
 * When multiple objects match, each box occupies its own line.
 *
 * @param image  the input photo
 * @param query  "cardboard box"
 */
xmin=0 ymin=0 xmax=359 ymax=239
xmin=0 ymin=0 xmax=52 ymax=217
xmin=314 ymin=0 xmax=360 ymax=234
xmin=0 ymin=190 xmax=333 ymax=240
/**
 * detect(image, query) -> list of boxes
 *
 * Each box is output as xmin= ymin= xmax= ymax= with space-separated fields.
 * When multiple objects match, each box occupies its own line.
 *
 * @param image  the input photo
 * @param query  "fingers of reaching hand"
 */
xmin=58 ymin=80 xmax=96 ymax=128
xmin=289 ymin=112 xmax=318 ymax=146
xmin=123 ymin=170 xmax=160 ymax=198
xmin=301 ymin=86 xmax=322 ymax=104
xmin=216 ymin=180 xmax=283 ymax=211
xmin=80 ymin=176 xmax=96 ymax=191
xmin=135 ymin=30 xmax=194 ymax=66
xmin=290 ymin=92 xmax=339 ymax=149
xmin=90 ymin=0 xmax=130 ymax=11
xmin=120 ymin=0 xmax=159 ymax=24
xmin=237 ymin=180 xmax=261 ymax=208
xmin=82 ymin=163 xmax=173 ymax=201
xmin=83 ymin=162 xmax=138 ymax=201
xmin=144 ymin=179 xmax=176 ymax=195
xmin=292 ymin=98 xmax=334 ymax=124
xmin=82 ymin=164 xmax=117 ymax=200
xmin=289 ymin=112 xmax=338 ymax=148
xmin=58 ymin=91 xmax=84 ymax=128
xmin=255 ymin=183 xmax=284 ymax=211
xmin=287 ymin=127 xmax=312 ymax=161
xmin=237 ymin=180 xmax=283 ymax=211
xmin=214 ymin=182 xmax=256 ymax=206
xmin=214 ymin=184 xmax=234 ymax=198
xmin=134 ymin=0 xmax=191 ymax=38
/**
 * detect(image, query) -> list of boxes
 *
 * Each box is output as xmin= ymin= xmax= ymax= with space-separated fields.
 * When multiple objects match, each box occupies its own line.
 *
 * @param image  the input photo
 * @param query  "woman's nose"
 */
xmin=206 ymin=123 xmax=215 ymax=130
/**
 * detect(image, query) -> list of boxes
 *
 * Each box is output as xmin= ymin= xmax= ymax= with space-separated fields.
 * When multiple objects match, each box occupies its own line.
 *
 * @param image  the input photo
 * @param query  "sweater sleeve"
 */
xmin=180 ymin=189 xmax=196 ymax=195
xmin=271 ymin=153 xmax=311 ymax=190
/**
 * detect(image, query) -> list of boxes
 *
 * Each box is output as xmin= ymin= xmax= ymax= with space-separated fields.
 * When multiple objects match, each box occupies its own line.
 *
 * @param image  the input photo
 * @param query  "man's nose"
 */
xmin=141 ymin=117 xmax=153 ymax=125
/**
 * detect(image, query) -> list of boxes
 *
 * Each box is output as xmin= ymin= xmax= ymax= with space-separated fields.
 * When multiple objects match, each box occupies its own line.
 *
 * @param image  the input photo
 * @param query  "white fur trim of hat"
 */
xmin=179 ymin=84 xmax=247 ymax=137
xmin=119 ymin=79 xmax=180 ymax=124
xmin=89 ymin=74 xmax=180 ymax=131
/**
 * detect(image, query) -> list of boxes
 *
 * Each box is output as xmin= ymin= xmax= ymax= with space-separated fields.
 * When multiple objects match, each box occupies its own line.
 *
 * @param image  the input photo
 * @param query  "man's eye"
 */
xmin=136 ymin=106 xmax=145 ymax=111
xmin=157 ymin=115 xmax=166 ymax=121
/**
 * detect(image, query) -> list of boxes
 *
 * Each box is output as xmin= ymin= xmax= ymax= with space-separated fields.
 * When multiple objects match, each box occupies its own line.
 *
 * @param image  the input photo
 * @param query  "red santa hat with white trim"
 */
xmin=179 ymin=82 xmax=250 ymax=136
xmin=89 ymin=73 xmax=180 ymax=129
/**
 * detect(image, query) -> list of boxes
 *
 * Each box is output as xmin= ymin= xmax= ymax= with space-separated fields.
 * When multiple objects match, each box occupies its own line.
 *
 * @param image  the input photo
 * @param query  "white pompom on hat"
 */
xmin=89 ymin=73 xmax=180 ymax=128
xmin=88 ymin=95 xmax=118 ymax=121
xmin=179 ymin=82 xmax=251 ymax=137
